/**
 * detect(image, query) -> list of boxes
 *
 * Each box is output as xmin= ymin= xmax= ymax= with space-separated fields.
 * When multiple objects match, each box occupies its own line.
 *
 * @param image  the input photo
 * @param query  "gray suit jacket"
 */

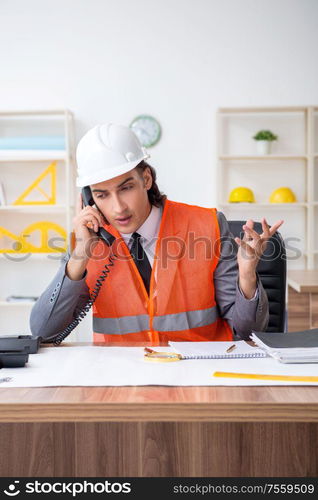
xmin=30 ymin=212 xmax=269 ymax=341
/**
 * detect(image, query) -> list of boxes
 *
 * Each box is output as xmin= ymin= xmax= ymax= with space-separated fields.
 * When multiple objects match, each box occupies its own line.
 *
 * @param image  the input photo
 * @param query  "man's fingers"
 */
xmin=76 ymin=192 xmax=83 ymax=215
xmin=242 ymin=225 xmax=260 ymax=241
xmin=245 ymin=219 xmax=254 ymax=230
xmin=261 ymin=217 xmax=270 ymax=237
xmin=269 ymin=219 xmax=284 ymax=236
xmin=243 ymin=218 xmax=283 ymax=241
xmin=81 ymin=214 xmax=101 ymax=233
xmin=83 ymin=206 xmax=104 ymax=225
xmin=235 ymin=237 xmax=255 ymax=255
xmin=242 ymin=219 xmax=256 ymax=241
xmin=74 ymin=206 xmax=104 ymax=230
xmin=76 ymin=194 xmax=105 ymax=228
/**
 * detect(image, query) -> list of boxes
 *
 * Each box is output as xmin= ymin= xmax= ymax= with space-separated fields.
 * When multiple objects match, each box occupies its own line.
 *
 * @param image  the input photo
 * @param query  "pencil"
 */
xmin=226 ymin=344 xmax=236 ymax=353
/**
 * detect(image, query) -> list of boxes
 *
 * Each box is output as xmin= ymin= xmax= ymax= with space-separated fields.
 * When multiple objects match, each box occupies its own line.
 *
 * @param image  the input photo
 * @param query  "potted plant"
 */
xmin=252 ymin=130 xmax=278 ymax=155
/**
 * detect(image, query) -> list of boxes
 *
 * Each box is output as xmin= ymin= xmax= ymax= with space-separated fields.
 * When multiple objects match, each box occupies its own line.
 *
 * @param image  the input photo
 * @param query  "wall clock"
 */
xmin=130 ymin=115 xmax=161 ymax=147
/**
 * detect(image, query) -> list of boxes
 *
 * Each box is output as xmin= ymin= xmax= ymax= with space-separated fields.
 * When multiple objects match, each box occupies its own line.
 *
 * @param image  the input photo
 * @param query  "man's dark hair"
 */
xmin=136 ymin=160 xmax=167 ymax=207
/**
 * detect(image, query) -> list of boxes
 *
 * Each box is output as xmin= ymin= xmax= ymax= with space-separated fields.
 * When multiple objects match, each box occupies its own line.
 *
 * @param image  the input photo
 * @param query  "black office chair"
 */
xmin=228 ymin=221 xmax=286 ymax=333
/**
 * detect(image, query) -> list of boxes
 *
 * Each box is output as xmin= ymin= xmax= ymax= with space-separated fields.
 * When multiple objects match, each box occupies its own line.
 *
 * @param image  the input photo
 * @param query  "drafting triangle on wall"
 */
xmin=13 ymin=162 xmax=57 ymax=205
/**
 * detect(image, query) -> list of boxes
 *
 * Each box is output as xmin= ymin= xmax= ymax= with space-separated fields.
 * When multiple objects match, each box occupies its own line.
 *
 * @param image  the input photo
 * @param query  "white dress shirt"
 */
xmin=120 ymin=205 xmax=162 ymax=268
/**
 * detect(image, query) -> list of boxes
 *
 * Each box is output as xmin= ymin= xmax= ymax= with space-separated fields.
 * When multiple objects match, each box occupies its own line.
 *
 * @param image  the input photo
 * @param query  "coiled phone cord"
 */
xmin=43 ymin=252 xmax=117 ymax=346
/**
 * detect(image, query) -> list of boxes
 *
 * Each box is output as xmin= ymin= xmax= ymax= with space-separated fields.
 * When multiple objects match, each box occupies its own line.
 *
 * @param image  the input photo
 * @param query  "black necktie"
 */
xmin=130 ymin=232 xmax=152 ymax=294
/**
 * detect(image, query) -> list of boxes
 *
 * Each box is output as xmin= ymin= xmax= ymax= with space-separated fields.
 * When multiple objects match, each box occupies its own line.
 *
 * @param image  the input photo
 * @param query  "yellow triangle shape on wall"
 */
xmin=13 ymin=162 xmax=57 ymax=205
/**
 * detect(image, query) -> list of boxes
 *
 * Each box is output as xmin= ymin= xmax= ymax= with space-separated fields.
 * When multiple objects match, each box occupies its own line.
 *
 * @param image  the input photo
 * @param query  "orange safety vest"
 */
xmin=86 ymin=199 xmax=233 ymax=345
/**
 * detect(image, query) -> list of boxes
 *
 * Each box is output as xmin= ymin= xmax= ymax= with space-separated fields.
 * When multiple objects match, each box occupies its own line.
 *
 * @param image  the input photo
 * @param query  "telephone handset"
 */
xmin=41 ymin=186 xmax=117 ymax=346
xmin=82 ymin=186 xmax=115 ymax=246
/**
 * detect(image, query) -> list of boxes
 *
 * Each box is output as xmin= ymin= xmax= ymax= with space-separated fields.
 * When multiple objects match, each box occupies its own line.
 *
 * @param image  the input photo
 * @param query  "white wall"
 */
xmin=1 ymin=0 xmax=318 ymax=206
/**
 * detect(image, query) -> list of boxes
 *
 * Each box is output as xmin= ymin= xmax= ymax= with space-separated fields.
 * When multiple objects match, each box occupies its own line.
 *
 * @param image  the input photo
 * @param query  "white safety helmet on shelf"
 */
xmin=76 ymin=122 xmax=151 ymax=187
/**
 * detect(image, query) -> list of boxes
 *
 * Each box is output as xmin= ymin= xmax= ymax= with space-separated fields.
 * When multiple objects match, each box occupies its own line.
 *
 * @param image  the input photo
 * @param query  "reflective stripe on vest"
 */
xmin=93 ymin=305 xmax=219 ymax=335
xmin=93 ymin=314 xmax=149 ymax=335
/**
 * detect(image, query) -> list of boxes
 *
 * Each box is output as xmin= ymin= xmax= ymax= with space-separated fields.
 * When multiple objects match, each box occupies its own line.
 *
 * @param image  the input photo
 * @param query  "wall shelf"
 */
xmin=219 ymin=203 xmax=308 ymax=208
xmin=218 ymin=107 xmax=309 ymax=114
xmin=219 ymin=155 xmax=307 ymax=161
xmin=0 ymin=150 xmax=67 ymax=161
xmin=0 ymin=109 xmax=75 ymax=336
xmin=0 ymin=205 xmax=71 ymax=212
xmin=217 ymin=106 xmax=317 ymax=270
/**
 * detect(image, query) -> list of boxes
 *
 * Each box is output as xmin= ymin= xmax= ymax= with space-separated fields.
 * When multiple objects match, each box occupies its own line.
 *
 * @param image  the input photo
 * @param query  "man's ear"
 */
xmin=143 ymin=167 xmax=153 ymax=190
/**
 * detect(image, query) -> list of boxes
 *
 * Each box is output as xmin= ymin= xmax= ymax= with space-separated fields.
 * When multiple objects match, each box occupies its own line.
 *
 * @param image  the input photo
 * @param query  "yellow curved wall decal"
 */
xmin=0 ymin=221 xmax=67 ymax=253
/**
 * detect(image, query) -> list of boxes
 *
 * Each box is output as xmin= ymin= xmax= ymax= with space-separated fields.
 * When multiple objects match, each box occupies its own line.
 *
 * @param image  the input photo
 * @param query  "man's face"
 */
xmin=90 ymin=167 xmax=152 ymax=234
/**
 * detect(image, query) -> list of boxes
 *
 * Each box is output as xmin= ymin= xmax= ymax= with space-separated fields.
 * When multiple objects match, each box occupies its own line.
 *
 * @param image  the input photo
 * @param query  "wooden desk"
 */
xmin=0 ymin=344 xmax=318 ymax=477
xmin=287 ymin=270 xmax=318 ymax=331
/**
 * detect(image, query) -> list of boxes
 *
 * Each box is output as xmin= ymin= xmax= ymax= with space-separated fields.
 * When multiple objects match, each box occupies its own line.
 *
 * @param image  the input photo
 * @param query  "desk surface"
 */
xmin=1 ymin=343 xmax=318 ymax=423
xmin=0 ymin=343 xmax=318 ymax=422
xmin=1 ymin=385 xmax=318 ymax=422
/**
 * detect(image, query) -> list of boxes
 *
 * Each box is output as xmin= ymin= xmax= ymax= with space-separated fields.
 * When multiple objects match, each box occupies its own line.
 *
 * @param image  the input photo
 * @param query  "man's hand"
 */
xmin=72 ymin=192 xmax=105 ymax=259
xmin=66 ymin=193 xmax=105 ymax=281
xmin=235 ymin=218 xmax=284 ymax=299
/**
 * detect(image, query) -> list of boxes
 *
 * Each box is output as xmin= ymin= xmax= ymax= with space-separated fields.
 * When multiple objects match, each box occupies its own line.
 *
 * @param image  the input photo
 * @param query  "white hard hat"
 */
xmin=76 ymin=122 xmax=150 ymax=187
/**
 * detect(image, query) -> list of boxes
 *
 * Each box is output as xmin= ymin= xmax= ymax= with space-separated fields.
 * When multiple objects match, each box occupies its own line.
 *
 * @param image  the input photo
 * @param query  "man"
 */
xmin=30 ymin=123 xmax=283 ymax=345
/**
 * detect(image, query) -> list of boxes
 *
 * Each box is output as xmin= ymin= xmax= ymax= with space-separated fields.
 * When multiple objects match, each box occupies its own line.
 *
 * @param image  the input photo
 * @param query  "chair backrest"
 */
xmin=228 ymin=221 xmax=286 ymax=332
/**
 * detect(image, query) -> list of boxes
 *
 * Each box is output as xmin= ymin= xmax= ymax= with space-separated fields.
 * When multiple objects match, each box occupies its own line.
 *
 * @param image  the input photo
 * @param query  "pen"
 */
xmin=226 ymin=344 xmax=236 ymax=353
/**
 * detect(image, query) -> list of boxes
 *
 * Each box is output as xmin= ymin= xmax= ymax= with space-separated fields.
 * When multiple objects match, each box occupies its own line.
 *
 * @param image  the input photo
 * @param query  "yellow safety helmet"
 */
xmin=269 ymin=187 xmax=297 ymax=203
xmin=228 ymin=187 xmax=255 ymax=203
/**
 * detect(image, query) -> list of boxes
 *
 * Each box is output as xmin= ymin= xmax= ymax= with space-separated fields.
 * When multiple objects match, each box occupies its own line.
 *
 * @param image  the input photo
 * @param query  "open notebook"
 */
xmin=168 ymin=341 xmax=266 ymax=359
